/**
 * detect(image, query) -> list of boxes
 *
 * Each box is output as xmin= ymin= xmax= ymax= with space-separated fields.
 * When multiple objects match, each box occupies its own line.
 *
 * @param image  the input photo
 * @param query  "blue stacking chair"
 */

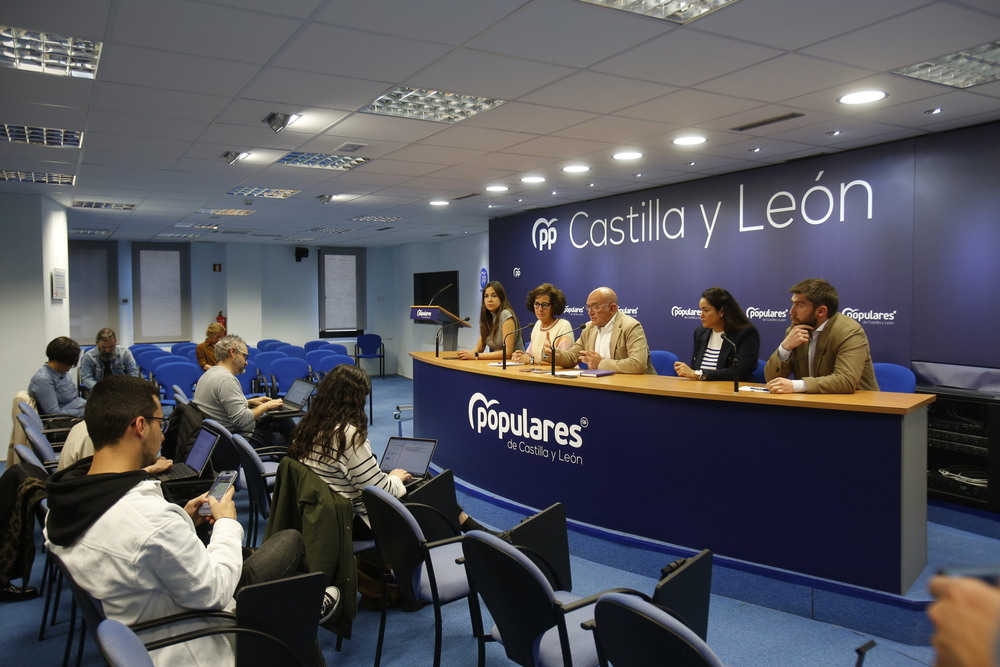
xmin=650 ymin=350 xmax=679 ymax=376
xmin=270 ymin=357 xmax=311 ymax=397
xmin=304 ymin=340 xmax=330 ymax=352
xmin=254 ymin=351 xmax=288 ymax=397
xmin=873 ymin=363 xmax=916 ymax=392
xmin=355 ymin=334 xmax=385 ymax=379
xmin=151 ymin=361 xmax=202 ymax=407
xmin=275 ymin=344 xmax=306 ymax=359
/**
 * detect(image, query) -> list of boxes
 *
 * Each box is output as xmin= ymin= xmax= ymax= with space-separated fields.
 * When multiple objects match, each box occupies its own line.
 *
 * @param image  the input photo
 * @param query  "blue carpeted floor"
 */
xmin=8 ymin=375 xmax=998 ymax=665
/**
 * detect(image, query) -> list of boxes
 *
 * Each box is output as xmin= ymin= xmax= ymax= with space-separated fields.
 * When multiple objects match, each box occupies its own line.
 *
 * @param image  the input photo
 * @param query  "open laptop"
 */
xmin=379 ymin=436 xmax=437 ymax=487
xmin=270 ymin=378 xmax=316 ymax=416
xmin=155 ymin=427 xmax=218 ymax=481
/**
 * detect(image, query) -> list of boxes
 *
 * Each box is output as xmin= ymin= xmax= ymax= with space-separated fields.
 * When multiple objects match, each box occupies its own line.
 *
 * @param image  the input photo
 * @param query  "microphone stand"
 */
xmin=721 ymin=333 xmax=739 ymax=392
xmin=550 ymin=324 xmax=585 ymax=376
xmin=435 ymin=316 xmax=470 ymax=358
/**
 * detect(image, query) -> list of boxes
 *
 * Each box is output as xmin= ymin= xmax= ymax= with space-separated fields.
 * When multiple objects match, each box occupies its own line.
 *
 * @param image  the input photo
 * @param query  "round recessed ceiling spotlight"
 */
xmin=485 ymin=185 xmax=509 ymax=192
xmin=429 ymin=200 xmax=449 ymax=206
xmin=562 ymin=164 xmax=590 ymax=173
xmin=672 ymin=135 xmax=707 ymax=146
xmin=925 ymin=107 xmax=942 ymax=115
xmin=521 ymin=175 xmax=545 ymax=183
xmin=613 ymin=151 xmax=643 ymax=160
xmin=826 ymin=130 xmax=842 ymax=137
xmin=838 ymin=90 xmax=887 ymax=105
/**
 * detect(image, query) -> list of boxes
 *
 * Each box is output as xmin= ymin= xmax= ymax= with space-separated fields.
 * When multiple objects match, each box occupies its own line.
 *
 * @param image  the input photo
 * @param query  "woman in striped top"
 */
xmin=288 ymin=364 xmax=499 ymax=536
xmin=674 ymin=287 xmax=760 ymax=382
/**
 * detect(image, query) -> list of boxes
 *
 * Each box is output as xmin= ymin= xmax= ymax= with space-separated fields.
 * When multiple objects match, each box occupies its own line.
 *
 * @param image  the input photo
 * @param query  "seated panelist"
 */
xmin=457 ymin=280 xmax=523 ymax=361
xmin=511 ymin=283 xmax=575 ymax=365
xmin=548 ymin=287 xmax=655 ymax=375
xmin=674 ymin=287 xmax=760 ymax=382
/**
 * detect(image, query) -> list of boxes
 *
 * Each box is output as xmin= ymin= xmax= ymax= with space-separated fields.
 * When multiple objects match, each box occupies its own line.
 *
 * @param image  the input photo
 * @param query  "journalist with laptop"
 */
xmin=288 ymin=364 xmax=498 ymax=537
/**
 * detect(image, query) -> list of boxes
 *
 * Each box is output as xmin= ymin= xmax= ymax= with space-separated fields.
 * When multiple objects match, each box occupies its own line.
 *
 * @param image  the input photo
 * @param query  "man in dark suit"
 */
xmin=764 ymin=278 xmax=879 ymax=393
xmin=548 ymin=286 xmax=655 ymax=374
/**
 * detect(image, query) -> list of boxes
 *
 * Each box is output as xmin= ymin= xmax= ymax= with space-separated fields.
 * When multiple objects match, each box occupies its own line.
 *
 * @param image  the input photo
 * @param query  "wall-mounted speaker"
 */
xmin=294 ymin=246 xmax=309 ymax=262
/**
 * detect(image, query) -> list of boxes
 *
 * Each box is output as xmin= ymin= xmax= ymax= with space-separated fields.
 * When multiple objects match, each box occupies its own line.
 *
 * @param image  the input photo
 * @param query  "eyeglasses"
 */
xmin=235 ymin=349 xmax=249 ymax=360
xmin=585 ymin=303 xmax=609 ymax=312
xmin=143 ymin=416 xmax=168 ymax=432
xmin=533 ymin=302 xmax=552 ymax=309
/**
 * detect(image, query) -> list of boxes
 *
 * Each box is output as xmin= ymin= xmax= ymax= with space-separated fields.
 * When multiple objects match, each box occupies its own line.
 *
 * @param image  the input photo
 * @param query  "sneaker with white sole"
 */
xmin=319 ymin=586 xmax=341 ymax=624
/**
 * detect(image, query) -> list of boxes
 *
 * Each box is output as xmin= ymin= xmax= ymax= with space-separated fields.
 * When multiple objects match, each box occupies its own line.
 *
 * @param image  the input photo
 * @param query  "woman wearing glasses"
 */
xmin=512 ymin=283 xmax=575 ymax=365
xmin=457 ymin=280 xmax=524 ymax=360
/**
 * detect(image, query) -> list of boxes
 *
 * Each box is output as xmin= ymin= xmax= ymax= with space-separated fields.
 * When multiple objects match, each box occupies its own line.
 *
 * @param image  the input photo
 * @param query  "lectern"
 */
xmin=409 ymin=305 xmax=470 ymax=354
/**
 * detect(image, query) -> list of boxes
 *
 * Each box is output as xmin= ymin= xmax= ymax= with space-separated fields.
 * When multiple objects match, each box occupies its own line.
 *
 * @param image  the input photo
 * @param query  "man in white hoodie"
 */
xmin=44 ymin=375 xmax=336 ymax=666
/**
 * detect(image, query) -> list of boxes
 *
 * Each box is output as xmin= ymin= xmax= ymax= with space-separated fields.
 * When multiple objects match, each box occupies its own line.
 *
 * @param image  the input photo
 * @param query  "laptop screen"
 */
xmin=282 ymin=379 xmax=315 ymax=409
xmin=185 ymin=428 xmax=219 ymax=474
xmin=380 ymin=437 xmax=437 ymax=477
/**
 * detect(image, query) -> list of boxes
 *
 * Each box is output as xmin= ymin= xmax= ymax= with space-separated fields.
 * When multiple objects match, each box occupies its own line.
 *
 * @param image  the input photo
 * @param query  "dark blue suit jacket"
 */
xmin=689 ymin=325 xmax=760 ymax=381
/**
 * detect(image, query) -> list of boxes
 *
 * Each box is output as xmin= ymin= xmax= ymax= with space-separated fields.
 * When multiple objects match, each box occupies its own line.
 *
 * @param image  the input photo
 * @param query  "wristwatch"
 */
xmin=474 ymin=352 xmax=479 ymax=359
xmin=694 ymin=370 xmax=705 ymax=380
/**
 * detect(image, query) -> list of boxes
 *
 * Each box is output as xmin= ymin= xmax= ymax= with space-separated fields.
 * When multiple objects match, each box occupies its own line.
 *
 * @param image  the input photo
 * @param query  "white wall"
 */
xmin=1 ymin=193 xmax=70 ymax=461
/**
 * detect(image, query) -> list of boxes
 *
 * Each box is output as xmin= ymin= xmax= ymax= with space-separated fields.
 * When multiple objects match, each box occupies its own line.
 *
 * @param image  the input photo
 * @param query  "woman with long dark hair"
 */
xmin=289 ymin=364 xmax=497 ymax=535
xmin=674 ymin=287 xmax=760 ymax=382
xmin=456 ymin=280 xmax=523 ymax=360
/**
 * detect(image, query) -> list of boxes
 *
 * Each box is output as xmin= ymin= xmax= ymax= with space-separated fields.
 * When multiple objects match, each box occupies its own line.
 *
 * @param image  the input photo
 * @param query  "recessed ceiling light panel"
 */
xmin=613 ymin=151 xmax=643 ymax=160
xmin=195 ymin=208 xmax=254 ymax=216
xmin=0 ymin=26 xmax=102 ymax=79
xmin=673 ymin=135 xmax=707 ymax=146
xmin=351 ymin=216 xmax=402 ymax=223
xmin=486 ymin=185 xmax=509 ymax=192
xmin=310 ymin=227 xmax=352 ymax=234
xmin=361 ymin=86 xmax=505 ymax=124
xmin=227 ymin=187 xmax=300 ymax=199
xmin=276 ymin=152 xmax=370 ymax=171
xmin=575 ymin=0 xmax=739 ymax=24
xmin=0 ymin=170 xmax=75 ymax=184
xmin=72 ymin=201 xmax=135 ymax=210
xmin=521 ymin=176 xmax=545 ymax=183
xmin=563 ymin=164 xmax=590 ymax=173
xmin=893 ymin=41 xmax=1000 ymax=89
xmin=2 ymin=124 xmax=83 ymax=148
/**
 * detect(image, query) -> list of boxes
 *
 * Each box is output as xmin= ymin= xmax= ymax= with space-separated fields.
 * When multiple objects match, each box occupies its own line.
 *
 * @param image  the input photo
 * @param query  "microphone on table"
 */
xmin=435 ymin=316 xmax=470 ymax=358
xmin=550 ymin=323 xmax=586 ymax=376
xmin=721 ymin=333 xmax=739 ymax=393
xmin=427 ymin=283 xmax=453 ymax=307
xmin=502 ymin=322 xmax=537 ymax=369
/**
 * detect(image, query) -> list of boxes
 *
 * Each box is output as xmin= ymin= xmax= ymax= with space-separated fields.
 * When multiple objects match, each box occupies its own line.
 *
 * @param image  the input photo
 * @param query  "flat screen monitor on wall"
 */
xmin=413 ymin=270 xmax=459 ymax=324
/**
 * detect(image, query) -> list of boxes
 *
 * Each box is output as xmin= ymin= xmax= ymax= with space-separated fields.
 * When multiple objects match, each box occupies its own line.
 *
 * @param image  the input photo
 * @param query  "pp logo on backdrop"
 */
xmin=532 ymin=217 xmax=558 ymax=251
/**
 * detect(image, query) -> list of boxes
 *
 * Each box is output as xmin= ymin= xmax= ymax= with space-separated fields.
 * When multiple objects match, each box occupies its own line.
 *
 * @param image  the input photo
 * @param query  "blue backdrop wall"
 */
xmin=488 ymin=121 xmax=999 ymax=372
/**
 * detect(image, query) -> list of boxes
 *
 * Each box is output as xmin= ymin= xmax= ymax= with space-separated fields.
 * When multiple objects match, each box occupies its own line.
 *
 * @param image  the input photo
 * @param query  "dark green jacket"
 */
xmin=265 ymin=457 xmax=357 ymax=638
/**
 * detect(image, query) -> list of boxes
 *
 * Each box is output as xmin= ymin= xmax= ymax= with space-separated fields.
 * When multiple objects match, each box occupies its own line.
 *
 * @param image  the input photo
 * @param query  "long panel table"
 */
xmin=411 ymin=351 xmax=934 ymax=594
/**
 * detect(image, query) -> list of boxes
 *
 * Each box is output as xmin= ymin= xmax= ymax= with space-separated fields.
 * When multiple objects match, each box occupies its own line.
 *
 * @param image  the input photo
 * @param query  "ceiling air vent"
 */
xmin=731 ymin=113 xmax=804 ymax=132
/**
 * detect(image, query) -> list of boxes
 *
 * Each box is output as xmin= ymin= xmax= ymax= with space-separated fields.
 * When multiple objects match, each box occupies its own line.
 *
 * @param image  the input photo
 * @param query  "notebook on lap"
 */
xmin=379 ymin=437 xmax=438 ymax=487
xmin=155 ymin=427 xmax=218 ymax=481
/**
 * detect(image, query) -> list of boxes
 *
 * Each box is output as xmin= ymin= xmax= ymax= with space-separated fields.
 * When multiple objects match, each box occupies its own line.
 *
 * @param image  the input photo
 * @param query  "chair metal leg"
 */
xmin=39 ymin=554 xmax=56 ymax=640
xmin=432 ymin=602 xmax=443 ymax=667
xmin=373 ymin=575 xmax=389 ymax=667
xmin=61 ymin=596 xmax=77 ymax=667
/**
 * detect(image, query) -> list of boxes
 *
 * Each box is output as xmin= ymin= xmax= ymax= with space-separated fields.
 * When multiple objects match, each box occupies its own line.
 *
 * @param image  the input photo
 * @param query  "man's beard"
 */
xmin=99 ymin=351 xmax=116 ymax=362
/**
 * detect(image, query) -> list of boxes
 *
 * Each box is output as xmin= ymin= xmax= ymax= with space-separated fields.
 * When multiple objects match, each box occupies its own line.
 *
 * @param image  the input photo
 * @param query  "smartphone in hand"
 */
xmin=198 ymin=470 xmax=238 ymax=516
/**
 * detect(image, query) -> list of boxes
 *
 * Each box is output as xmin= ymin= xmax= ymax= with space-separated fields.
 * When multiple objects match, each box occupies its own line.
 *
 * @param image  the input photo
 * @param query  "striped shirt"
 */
xmin=299 ymin=423 xmax=406 ymax=521
xmin=701 ymin=330 xmax=724 ymax=371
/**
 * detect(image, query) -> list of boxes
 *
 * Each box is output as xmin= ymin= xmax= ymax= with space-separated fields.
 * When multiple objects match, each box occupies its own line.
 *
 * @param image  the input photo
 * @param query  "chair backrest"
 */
xmin=274 ymin=344 xmax=306 ymax=359
xmin=236 ymin=360 xmax=260 ymax=396
xmin=171 ymin=342 xmax=196 ymax=355
xmin=201 ymin=419 xmax=240 ymax=477
xmin=462 ymin=530 xmax=565 ymax=667
xmin=356 ymin=334 xmax=383 ymax=355
xmin=873 ymin=363 xmax=916 ymax=393
xmin=594 ymin=592 xmax=724 ymax=667
xmin=171 ymin=384 xmax=190 ymax=406
xmin=96 ymin=619 xmax=156 ymax=667
xmin=270 ymin=357 xmax=311 ymax=394
xmin=18 ymin=415 xmax=58 ymax=466
xmin=17 ymin=400 xmax=44 ymax=430
xmin=185 ymin=348 xmax=199 ymax=365
xmin=652 ymin=549 xmax=713 ymax=642
xmin=303 ymin=340 xmax=329 ymax=353
xmin=253 ymin=350 xmax=287 ymax=375
xmin=326 ymin=343 xmax=349 ymax=356
xmin=312 ymin=354 xmax=355 ymax=377
xmin=650 ymin=350 xmax=679 ymax=376
xmin=361 ymin=486 xmax=429 ymax=603
xmin=14 ymin=443 xmax=46 ymax=471
xmin=50 ymin=550 xmax=109 ymax=657
xmin=152 ymin=361 xmax=202 ymax=402
xmin=751 ymin=359 xmax=766 ymax=383
xmin=234 ymin=571 xmax=326 ymax=666
xmin=305 ymin=349 xmax=336 ymax=369
xmin=256 ymin=339 xmax=284 ymax=351
xmin=231 ymin=433 xmax=272 ymax=520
